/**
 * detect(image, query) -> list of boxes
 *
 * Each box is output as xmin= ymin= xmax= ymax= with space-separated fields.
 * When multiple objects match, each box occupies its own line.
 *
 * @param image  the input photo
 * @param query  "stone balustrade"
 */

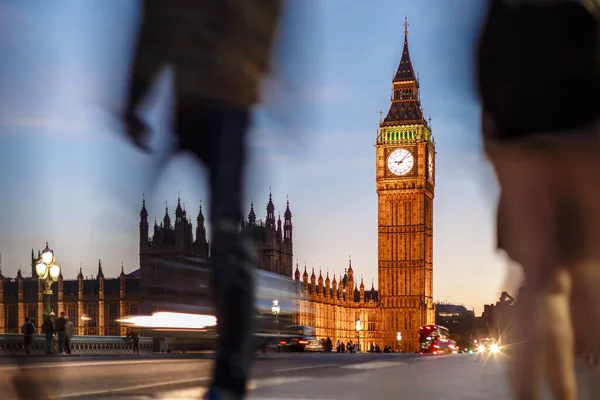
xmin=0 ymin=334 xmax=154 ymax=354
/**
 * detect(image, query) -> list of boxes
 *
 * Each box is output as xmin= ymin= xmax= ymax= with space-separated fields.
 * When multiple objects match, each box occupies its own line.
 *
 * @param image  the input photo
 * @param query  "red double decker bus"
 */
xmin=418 ymin=324 xmax=456 ymax=355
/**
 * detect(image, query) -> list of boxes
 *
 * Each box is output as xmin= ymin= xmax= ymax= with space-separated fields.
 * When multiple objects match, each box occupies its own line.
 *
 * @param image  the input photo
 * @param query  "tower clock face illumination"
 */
xmin=387 ymin=148 xmax=414 ymax=176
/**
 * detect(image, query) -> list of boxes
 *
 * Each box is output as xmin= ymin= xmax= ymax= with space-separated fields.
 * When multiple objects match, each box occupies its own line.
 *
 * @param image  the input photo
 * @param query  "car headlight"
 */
xmin=490 ymin=344 xmax=499 ymax=353
xmin=478 ymin=345 xmax=485 ymax=352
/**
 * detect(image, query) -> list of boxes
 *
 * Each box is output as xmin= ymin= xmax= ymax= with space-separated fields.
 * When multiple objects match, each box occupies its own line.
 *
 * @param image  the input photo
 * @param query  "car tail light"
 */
xmin=279 ymin=341 xmax=286 ymax=345
xmin=298 ymin=340 xmax=309 ymax=345
xmin=433 ymin=344 xmax=440 ymax=349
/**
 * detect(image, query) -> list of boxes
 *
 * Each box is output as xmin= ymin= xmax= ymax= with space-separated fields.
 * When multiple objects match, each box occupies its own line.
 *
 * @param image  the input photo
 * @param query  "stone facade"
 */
xmin=0 ymin=256 xmax=140 ymax=336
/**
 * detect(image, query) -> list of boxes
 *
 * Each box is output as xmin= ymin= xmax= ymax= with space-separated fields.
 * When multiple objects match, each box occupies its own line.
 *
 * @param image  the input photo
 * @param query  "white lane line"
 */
xmin=156 ymin=387 xmax=209 ymax=398
xmin=157 ymin=377 xmax=313 ymax=399
xmin=274 ymin=363 xmax=339 ymax=373
xmin=250 ymin=376 xmax=312 ymax=389
xmin=55 ymin=377 xmax=212 ymax=399
xmin=0 ymin=358 xmax=204 ymax=371
xmin=342 ymin=361 xmax=404 ymax=370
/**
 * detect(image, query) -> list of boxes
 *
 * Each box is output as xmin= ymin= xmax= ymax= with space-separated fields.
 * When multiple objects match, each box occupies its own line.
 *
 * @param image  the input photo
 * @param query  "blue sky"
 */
xmin=0 ymin=0 xmax=519 ymax=315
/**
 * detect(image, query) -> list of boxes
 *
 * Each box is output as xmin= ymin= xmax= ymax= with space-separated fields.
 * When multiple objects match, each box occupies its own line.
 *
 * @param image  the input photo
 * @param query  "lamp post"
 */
xmin=355 ymin=318 xmax=362 ymax=353
xmin=272 ymin=300 xmax=280 ymax=350
xmin=81 ymin=314 xmax=91 ymax=335
xmin=35 ymin=242 xmax=61 ymax=319
xmin=396 ymin=331 xmax=402 ymax=353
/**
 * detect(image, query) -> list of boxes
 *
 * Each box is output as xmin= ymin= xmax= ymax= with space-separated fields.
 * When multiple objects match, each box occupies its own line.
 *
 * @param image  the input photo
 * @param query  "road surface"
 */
xmin=0 ymin=352 xmax=596 ymax=399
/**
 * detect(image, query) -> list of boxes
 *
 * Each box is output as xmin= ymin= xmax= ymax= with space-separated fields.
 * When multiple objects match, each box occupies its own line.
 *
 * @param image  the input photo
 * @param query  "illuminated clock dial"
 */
xmin=387 ymin=148 xmax=414 ymax=176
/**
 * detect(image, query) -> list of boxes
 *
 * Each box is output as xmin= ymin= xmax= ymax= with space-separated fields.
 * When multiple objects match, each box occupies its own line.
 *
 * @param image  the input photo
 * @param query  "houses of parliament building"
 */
xmin=0 ymin=22 xmax=435 ymax=352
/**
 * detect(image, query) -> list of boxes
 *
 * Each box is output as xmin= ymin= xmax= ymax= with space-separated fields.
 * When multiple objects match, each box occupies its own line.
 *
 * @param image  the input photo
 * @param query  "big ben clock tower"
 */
xmin=376 ymin=18 xmax=435 ymax=353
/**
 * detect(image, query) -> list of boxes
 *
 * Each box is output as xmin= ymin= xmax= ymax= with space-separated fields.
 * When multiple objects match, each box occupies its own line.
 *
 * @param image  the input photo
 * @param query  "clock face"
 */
xmin=428 ymin=151 xmax=434 ymax=182
xmin=387 ymin=148 xmax=414 ymax=176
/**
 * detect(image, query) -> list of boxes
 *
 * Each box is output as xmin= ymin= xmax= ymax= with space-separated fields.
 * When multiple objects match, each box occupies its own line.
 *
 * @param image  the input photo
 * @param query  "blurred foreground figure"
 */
xmin=122 ymin=1 xmax=282 ymax=399
xmin=477 ymin=0 xmax=600 ymax=399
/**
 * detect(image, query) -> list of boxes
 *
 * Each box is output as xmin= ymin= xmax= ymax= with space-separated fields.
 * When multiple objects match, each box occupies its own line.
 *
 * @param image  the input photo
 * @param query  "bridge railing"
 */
xmin=0 ymin=334 xmax=155 ymax=355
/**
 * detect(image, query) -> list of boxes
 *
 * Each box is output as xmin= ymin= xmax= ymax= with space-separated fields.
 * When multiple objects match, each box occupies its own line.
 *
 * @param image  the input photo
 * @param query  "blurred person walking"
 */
xmin=64 ymin=316 xmax=74 ymax=354
xmin=121 ymin=1 xmax=283 ymax=399
xmin=476 ymin=0 xmax=600 ymax=399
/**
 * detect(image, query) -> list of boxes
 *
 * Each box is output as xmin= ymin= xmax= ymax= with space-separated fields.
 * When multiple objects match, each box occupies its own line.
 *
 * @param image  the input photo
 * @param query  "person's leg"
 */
xmin=58 ymin=332 xmax=65 ymax=354
xmin=178 ymin=100 xmax=256 ymax=398
xmin=541 ymin=268 xmax=577 ymax=400
xmin=486 ymin=141 xmax=574 ymax=400
xmin=563 ymin=140 xmax=600 ymax=397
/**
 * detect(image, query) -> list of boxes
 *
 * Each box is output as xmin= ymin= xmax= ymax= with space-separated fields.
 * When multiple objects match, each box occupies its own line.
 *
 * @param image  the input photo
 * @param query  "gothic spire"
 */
xmin=248 ymin=200 xmax=256 ymax=224
xmin=175 ymin=192 xmax=183 ymax=218
xmin=140 ymin=195 xmax=148 ymax=219
xmin=284 ymin=196 xmax=292 ymax=220
xmin=267 ymin=190 xmax=275 ymax=215
xmin=393 ymin=16 xmax=417 ymax=83
xmin=197 ymin=200 xmax=205 ymax=225
xmin=163 ymin=201 xmax=171 ymax=227
xmin=97 ymin=259 xmax=104 ymax=277
xmin=381 ymin=16 xmax=427 ymax=128
xmin=294 ymin=261 xmax=300 ymax=281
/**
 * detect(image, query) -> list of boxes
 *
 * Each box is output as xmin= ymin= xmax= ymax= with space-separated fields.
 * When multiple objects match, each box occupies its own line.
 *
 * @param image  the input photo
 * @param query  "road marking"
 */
xmin=0 ymin=358 xmax=204 ymax=372
xmin=342 ymin=361 xmax=404 ymax=370
xmin=55 ymin=377 xmax=212 ymax=399
xmin=157 ymin=387 xmax=209 ymax=398
xmin=250 ymin=398 xmax=337 ymax=400
xmin=250 ymin=376 xmax=312 ymax=389
xmin=274 ymin=363 xmax=339 ymax=373
xmin=417 ymin=354 xmax=454 ymax=361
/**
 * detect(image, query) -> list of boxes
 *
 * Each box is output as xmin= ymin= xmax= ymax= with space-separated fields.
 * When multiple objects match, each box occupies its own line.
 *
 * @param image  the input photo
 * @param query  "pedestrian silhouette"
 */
xmin=477 ymin=1 xmax=600 ymax=398
xmin=122 ymin=1 xmax=283 ymax=399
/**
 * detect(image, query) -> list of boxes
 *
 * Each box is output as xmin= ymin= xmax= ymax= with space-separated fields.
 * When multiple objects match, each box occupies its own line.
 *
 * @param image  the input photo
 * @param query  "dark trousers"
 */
xmin=65 ymin=338 xmax=71 ymax=354
xmin=133 ymin=340 xmax=139 ymax=354
xmin=23 ymin=336 xmax=33 ymax=355
xmin=177 ymin=99 xmax=256 ymax=398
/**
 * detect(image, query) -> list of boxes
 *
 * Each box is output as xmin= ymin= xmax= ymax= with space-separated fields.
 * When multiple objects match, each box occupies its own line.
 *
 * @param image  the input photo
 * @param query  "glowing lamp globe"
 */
xmin=41 ymin=245 xmax=53 ymax=264
xmin=355 ymin=319 xmax=362 ymax=332
xmin=49 ymin=264 xmax=60 ymax=280
xmin=36 ymin=262 xmax=47 ymax=278
xmin=271 ymin=300 xmax=280 ymax=315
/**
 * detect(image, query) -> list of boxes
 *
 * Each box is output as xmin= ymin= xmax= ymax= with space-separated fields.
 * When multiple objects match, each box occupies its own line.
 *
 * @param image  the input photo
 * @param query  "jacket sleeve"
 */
xmin=124 ymin=8 xmax=165 ymax=115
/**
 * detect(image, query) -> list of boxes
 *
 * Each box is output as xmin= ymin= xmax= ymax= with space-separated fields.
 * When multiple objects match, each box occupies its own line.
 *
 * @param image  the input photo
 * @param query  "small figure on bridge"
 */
xmin=21 ymin=317 xmax=35 ymax=356
xmin=64 ymin=316 xmax=74 ymax=355
xmin=56 ymin=312 xmax=67 ymax=355
xmin=41 ymin=316 xmax=55 ymax=355
xmin=127 ymin=329 xmax=140 ymax=354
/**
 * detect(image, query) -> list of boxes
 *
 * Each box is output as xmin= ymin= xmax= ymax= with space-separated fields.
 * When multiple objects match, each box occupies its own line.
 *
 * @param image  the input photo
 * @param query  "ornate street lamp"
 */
xmin=396 ymin=331 xmax=402 ymax=353
xmin=272 ymin=300 xmax=281 ymax=351
xmin=35 ymin=242 xmax=61 ymax=318
xmin=355 ymin=318 xmax=362 ymax=353
xmin=271 ymin=300 xmax=280 ymax=323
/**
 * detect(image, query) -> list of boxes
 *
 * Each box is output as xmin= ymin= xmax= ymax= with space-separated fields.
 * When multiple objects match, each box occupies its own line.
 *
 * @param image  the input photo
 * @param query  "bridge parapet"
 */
xmin=0 ymin=334 xmax=154 ymax=354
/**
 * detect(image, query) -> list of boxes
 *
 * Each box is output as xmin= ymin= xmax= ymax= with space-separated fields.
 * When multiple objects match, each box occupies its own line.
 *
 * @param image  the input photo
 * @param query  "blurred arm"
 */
xmin=124 ymin=7 xmax=163 ymax=116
